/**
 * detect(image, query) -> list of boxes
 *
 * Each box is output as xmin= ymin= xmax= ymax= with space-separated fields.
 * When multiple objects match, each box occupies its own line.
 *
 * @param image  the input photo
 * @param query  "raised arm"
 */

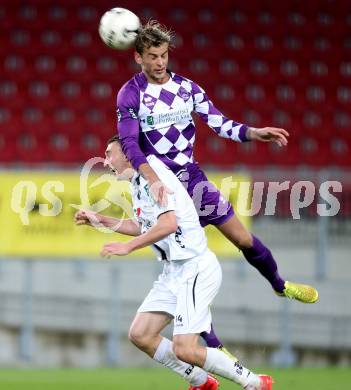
xmin=191 ymin=81 xmax=289 ymax=146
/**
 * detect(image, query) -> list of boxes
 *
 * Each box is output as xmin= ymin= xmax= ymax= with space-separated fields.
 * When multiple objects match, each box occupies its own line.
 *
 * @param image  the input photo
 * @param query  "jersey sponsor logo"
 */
xmin=146 ymin=115 xmax=154 ymax=125
xmin=142 ymin=108 xmax=192 ymax=130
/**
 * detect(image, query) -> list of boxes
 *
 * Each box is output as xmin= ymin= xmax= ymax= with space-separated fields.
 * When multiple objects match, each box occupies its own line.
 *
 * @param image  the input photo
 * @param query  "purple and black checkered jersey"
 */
xmin=117 ymin=71 xmax=250 ymax=172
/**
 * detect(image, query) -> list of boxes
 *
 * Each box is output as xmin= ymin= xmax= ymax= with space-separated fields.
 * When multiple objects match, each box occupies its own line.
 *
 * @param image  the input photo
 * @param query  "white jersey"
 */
xmin=131 ymin=155 xmax=207 ymax=261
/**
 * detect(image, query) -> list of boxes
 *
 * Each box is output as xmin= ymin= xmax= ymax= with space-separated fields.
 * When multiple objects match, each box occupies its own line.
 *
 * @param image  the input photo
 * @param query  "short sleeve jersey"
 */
xmin=130 ymin=155 xmax=208 ymax=261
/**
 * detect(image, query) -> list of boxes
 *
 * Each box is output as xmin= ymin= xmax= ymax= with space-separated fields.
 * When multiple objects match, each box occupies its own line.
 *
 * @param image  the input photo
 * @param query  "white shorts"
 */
xmin=137 ymin=249 xmax=222 ymax=335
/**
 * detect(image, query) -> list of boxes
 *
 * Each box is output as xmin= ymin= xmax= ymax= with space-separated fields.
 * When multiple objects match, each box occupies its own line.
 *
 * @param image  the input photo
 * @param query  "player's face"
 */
xmin=104 ymin=142 xmax=133 ymax=181
xmin=135 ymin=43 xmax=169 ymax=84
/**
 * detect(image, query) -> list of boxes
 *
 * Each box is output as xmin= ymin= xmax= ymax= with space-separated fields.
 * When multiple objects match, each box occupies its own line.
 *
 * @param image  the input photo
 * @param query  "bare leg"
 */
xmin=129 ymin=311 xmax=171 ymax=357
xmin=129 ymin=312 xmax=208 ymax=386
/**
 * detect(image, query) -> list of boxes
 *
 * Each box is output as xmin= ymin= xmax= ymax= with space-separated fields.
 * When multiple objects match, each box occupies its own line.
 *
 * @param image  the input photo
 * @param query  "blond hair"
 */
xmin=135 ymin=20 xmax=174 ymax=54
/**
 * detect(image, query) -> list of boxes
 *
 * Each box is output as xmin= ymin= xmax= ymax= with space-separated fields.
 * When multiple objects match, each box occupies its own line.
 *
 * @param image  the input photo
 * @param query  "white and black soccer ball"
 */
xmin=98 ymin=7 xmax=141 ymax=50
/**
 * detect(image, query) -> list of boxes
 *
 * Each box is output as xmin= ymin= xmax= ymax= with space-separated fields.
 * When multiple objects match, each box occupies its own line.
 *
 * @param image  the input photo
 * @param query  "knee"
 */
xmin=128 ymin=324 xmax=150 ymax=350
xmin=234 ymin=232 xmax=253 ymax=249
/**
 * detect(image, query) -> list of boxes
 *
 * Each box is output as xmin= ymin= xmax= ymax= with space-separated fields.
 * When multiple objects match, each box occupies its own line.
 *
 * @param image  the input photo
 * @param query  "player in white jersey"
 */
xmin=116 ymin=20 xmax=318 ymax=351
xmin=75 ymin=135 xmax=273 ymax=390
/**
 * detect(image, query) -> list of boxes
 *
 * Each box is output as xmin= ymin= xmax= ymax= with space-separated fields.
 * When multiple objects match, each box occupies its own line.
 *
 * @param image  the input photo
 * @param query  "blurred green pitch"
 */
xmin=0 ymin=367 xmax=349 ymax=389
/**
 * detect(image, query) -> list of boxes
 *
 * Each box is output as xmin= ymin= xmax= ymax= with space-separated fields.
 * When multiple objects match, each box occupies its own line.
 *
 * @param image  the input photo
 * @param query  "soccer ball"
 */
xmin=98 ymin=8 xmax=141 ymax=50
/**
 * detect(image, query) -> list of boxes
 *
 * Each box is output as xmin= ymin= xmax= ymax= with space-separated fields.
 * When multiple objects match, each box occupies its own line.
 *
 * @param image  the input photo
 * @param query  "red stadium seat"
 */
xmin=0 ymin=133 xmax=16 ymax=163
xmin=298 ymin=138 xmax=330 ymax=167
xmin=0 ymin=108 xmax=21 ymax=136
xmin=47 ymin=133 xmax=82 ymax=164
xmin=1 ymin=54 xmax=31 ymax=83
xmin=20 ymin=107 xmax=51 ymax=137
xmin=271 ymin=143 xmax=301 ymax=167
xmin=0 ymin=0 xmax=349 ymax=167
xmin=0 ymin=80 xmax=24 ymax=111
xmin=80 ymin=133 xmax=106 ymax=162
xmin=16 ymin=133 xmax=49 ymax=163
xmin=236 ymin=143 xmax=270 ymax=166
xmin=204 ymin=137 xmax=239 ymax=167
xmin=330 ymin=139 xmax=351 ymax=167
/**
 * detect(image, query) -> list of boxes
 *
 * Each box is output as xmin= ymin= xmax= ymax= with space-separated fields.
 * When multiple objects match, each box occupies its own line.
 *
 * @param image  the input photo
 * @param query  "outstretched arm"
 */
xmin=100 ymin=211 xmax=177 ymax=257
xmin=74 ymin=210 xmax=141 ymax=236
xmin=192 ymin=81 xmax=289 ymax=146
xmin=192 ymin=82 xmax=250 ymax=142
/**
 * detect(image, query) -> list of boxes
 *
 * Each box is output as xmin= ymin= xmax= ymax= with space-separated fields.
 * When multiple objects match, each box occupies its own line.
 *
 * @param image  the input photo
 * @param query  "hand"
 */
xmin=149 ymin=180 xmax=173 ymax=207
xmin=74 ymin=209 xmax=100 ymax=226
xmin=138 ymin=163 xmax=173 ymax=207
xmin=249 ymin=127 xmax=289 ymax=147
xmin=100 ymin=241 xmax=132 ymax=257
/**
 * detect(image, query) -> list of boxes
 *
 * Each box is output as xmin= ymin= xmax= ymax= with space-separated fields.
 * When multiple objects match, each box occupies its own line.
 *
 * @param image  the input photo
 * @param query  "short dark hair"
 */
xmin=106 ymin=135 xmax=121 ymax=146
xmin=135 ymin=20 xmax=174 ymax=54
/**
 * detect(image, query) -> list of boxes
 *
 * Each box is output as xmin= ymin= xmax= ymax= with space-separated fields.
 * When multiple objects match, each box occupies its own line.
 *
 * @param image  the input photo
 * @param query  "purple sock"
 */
xmin=242 ymin=235 xmax=286 ymax=293
xmin=200 ymin=324 xmax=223 ymax=348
